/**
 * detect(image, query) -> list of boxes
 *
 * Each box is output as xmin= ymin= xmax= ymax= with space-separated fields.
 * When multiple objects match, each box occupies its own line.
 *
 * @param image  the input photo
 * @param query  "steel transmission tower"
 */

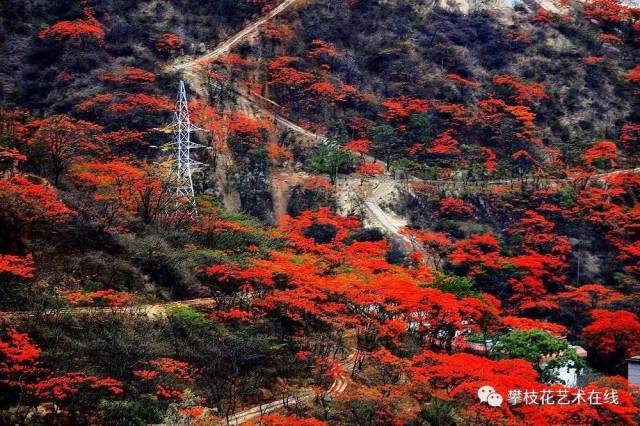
xmin=170 ymin=80 xmax=203 ymax=213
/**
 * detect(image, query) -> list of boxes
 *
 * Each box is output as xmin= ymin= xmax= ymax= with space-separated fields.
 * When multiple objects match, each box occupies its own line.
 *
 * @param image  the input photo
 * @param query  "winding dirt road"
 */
xmin=173 ymin=0 xmax=300 ymax=72
xmin=224 ymin=352 xmax=355 ymax=425
xmin=1 ymin=297 xmax=237 ymax=320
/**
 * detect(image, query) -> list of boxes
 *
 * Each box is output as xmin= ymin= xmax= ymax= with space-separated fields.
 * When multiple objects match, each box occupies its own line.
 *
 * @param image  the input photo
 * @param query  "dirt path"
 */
xmin=1 ymin=298 xmax=229 ymax=320
xmin=223 ymin=351 xmax=355 ymax=425
xmin=173 ymin=0 xmax=300 ymax=72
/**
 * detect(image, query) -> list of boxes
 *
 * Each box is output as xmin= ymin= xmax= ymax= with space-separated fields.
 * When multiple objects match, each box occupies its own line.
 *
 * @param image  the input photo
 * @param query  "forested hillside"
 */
xmin=0 ymin=0 xmax=639 ymax=424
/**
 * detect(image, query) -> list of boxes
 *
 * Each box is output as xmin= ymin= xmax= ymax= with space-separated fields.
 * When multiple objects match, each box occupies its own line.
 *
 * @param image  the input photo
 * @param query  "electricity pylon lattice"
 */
xmin=170 ymin=80 xmax=203 ymax=213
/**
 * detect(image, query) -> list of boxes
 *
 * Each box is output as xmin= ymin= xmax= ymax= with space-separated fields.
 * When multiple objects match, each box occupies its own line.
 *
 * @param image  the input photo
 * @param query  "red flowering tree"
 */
xmin=532 ymin=7 xmax=555 ymax=24
xmin=307 ymin=39 xmax=337 ymax=59
xmin=481 ymin=147 xmax=497 ymax=174
xmin=582 ymin=309 xmax=640 ymax=369
xmin=39 ymin=8 xmax=104 ymax=47
xmin=379 ymin=97 xmax=429 ymax=127
xmin=155 ymin=33 xmax=183 ymax=56
xmin=268 ymin=56 xmax=314 ymax=89
xmin=447 ymin=73 xmax=480 ymax=88
xmin=582 ymin=140 xmax=618 ymax=170
xmin=0 ymin=175 xmax=74 ymax=246
xmin=70 ymin=160 xmax=172 ymax=225
xmin=492 ymin=74 xmax=548 ymax=105
xmin=450 ymin=233 xmax=503 ymax=276
xmin=428 ymin=130 xmax=461 ymax=155
xmin=356 ymin=161 xmax=384 ymax=183
xmin=134 ymin=358 xmax=196 ymax=401
xmin=0 ymin=253 xmax=34 ymax=280
xmin=101 ymin=67 xmax=156 ymax=88
xmin=437 ymin=197 xmax=474 ymax=219
xmin=344 ymin=139 xmax=371 ymax=158
xmin=107 ymin=93 xmax=173 ymax=114
xmin=28 ymin=115 xmax=102 ymax=184
xmin=627 ymin=65 xmax=640 ymax=83
xmin=226 ymin=112 xmax=274 ymax=154
xmin=0 ymin=327 xmax=122 ymax=422
xmin=259 ymin=414 xmax=327 ymax=425
xmin=582 ymin=0 xmax=631 ymax=24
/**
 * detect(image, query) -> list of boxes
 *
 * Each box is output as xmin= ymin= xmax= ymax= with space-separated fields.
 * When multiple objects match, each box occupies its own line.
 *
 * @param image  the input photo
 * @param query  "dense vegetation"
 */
xmin=0 ymin=0 xmax=639 ymax=424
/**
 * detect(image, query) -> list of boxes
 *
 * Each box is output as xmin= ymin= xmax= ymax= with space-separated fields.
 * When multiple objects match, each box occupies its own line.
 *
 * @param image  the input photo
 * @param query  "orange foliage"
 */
xmin=134 ymin=358 xmax=195 ymax=400
xmin=63 ymin=290 xmax=134 ymax=307
xmin=303 ymin=176 xmax=334 ymax=191
xmin=532 ymin=8 xmax=554 ymax=24
xmin=599 ymin=33 xmax=623 ymax=44
xmin=307 ymin=39 xmax=337 ymax=59
xmin=264 ymin=22 xmax=294 ymax=40
xmin=581 ymin=140 xmax=618 ymax=168
xmin=0 ymin=175 xmax=74 ymax=225
xmin=501 ymin=315 xmax=567 ymax=335
xmin=108 ymin=93 xmax=173 ymax=114
xmin=268 ymin=56 xmax=314 ymax=87
xmin=380 ymin=97 xmax=429 ymax=124
xmin=258 ymin=414 xmax=327 ymax=426
xmin=0 ymin=254 xmax=34 ymax=279
xmin=438 ymin=197 xmax=474 ymax=218
xmin=101 ymin=67 xmax=156 ymax=87
xmin=29 ymin=115 xmax=103 ymax=183
xmin=226 ymin=112 xmax=274 ymax=148
xmin=308 ymin=81 xmax=346 ymax=102
xmin=507 ymin=210 xmax=571 ymax=257
xmin=450 ymin=233 xmax=503 ymax=274
xmin=188 ymin=99 xmax=225 ymax=143
xmin=428 ymin=130 xmax=460 ymax=155
xmin=77 ymin=93 xmax=115 ymax=112
xmin=267 ymin=142 xmax=293 ymax=164
xmin=97 ymin=129 xmax=146 ymax=149
xmin=356 ymin=161 xmax=384 ymax=178
xmin=584 ymin=55 xmax=605 ymax=64
xmin=434 ymin=103 xmax=474 ymax=125
xmin=70 ymin=160 xmax=167 ymax=224
xmin=447 ymin=73 xmax=480 ymax=88
xmin=582 ymin=309 xmax=640 ymax=359
xmin=344 ymin=139 xmax=370 ymax=155
xmin=481 ymin=147 xmax=497 ymax=173
xmin=0 ymin=326 xmax=123 ymax=415
xmin=583 ymin=0 xmax=631 ymax=23
xmin=627 ymin=65 xmax=640 ymax=83
xmin=155 ymin=33 xmax=183 ymax=56
xmin=39 ymin=8 xmax=104 ymax=46
xmin=620 ymin=122 xmax=640 ymax=151
xmin=556 ymin=284 xmax=624 ymax=309
xmin=493 ymin=74 xmax=548 ymax=105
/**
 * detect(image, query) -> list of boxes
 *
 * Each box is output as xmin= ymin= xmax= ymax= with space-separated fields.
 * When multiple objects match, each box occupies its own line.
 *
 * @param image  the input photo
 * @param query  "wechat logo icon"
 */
xmin=478 ymin=385 xmax=503 ymax=407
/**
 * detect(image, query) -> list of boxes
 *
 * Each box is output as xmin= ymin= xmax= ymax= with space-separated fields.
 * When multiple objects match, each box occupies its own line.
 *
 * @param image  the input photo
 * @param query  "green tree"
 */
xmin=306 ymin=145 xmax=354 ymax=184
xmin=406 ymin=113 xmax=433 ymax=144
xmin=493 ymin=329 xmax=584 ymax=383
xmin=432 ymin=274 xmax=480 ymax=299
xmin=372 ymin=124 xmax=400 ymax=168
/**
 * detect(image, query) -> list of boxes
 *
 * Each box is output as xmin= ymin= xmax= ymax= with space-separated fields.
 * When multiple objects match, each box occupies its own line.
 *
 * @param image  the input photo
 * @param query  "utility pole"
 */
xmin=170 ymin=80 xmax=203 ymax=213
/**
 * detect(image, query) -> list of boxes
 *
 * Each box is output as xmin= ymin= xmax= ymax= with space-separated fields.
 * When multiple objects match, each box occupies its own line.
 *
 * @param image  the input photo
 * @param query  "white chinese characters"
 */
xmin=505 ymin=388 xmax=619 ymax=406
